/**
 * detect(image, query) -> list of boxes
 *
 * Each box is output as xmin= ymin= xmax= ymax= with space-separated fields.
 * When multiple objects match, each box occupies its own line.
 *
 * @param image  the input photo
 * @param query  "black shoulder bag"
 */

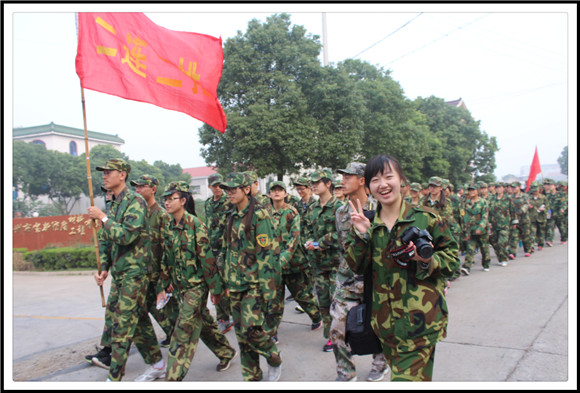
xmin=345 ymin=210 xmax=383 ymax=356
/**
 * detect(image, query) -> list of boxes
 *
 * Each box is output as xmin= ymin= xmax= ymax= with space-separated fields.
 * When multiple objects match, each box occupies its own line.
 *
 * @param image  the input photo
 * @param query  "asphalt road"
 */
xmin=7 ymin=240 xmax=575 ymax=389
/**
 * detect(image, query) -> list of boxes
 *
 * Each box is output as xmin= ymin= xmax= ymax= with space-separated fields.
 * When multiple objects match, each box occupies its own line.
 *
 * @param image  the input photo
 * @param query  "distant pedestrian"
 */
xmin=488 ymin=182 xmax=512 ymax=266
xmin=461 ymin=183 xmax=491 ymax=274
xmin=507 ymin=181 xmax=533 ymax=258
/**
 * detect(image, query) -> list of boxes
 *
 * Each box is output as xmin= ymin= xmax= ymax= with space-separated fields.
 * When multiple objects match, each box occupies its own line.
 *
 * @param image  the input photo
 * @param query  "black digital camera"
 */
xmin=401 ymin=226 xmax=434 ymax=259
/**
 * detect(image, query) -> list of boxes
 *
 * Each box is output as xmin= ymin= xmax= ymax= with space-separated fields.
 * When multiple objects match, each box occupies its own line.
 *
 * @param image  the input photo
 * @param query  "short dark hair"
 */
xmin=364 ymin=154 xmax=408 ymax=188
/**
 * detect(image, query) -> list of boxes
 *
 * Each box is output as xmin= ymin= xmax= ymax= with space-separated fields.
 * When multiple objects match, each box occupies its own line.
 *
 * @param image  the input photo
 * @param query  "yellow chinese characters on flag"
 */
xmin=75 ymin=12 xmax=227 ymax=132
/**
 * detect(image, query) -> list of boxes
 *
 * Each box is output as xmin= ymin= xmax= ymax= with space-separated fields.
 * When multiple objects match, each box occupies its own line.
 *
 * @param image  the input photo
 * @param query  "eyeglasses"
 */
xmin=223 ymin=186 xmax=242 ymax=194
xmin=164 ymin=197 xmax=181 ymax=203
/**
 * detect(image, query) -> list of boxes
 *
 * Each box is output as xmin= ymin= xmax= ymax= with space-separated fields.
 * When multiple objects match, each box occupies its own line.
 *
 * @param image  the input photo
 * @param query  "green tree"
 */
xmin=414 ymin=96 xmax=498 ymax=185
xmin=199 ymin=13 xmax=363 ymax=179
xmin=557 ymin=146 xmax=568 ymax=175
xmin=13 ymin=141 xmax=55 ymax=197
xmin=45 ymin=150 xmax=87 ymax=215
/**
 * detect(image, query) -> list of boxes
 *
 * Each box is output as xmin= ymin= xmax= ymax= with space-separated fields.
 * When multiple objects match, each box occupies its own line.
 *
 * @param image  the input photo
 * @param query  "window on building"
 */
xmin=191 ymin=185 xmax=201 ymax=195
xmin=69 ymin=141 xmax=78 ymax=156
xmin=31 ymin=139 xmax=46 ymax=147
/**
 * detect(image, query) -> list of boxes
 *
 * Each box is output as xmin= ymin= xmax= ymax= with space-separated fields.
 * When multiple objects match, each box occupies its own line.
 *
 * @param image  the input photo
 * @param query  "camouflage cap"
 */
xmin=529 ymin=183 xmax=540 ymax=192
xmin=456 ymin=184 xmax=465 ymax=191
xmin=220 ymin=172 xmax=250 ymax=189
xmin=558 ymin=180 xmax=567 ymax=186
xmin=293 ymin=176 xmax=310 ymax=187
xmin=96 ymin=158 xmax=131 ymax=174
xmin=441 ymin=179 xmax=451 ymax=189
xmin=467 ymin=183 xmax=477 ymax=190
xmin=208 ymin=173 xmax=224 ymax=186
xmin=401 ymin=180 xmax=408 ymax=187
xmin=410 ymin=182 xmax=421 ymax=192
xmin=162 ymin=180 xmax=191 ymax=197
xmin=495 ymin=182 xmax=505 ymax=187
xmin=542 ymin=178 xmax=554 ymax=185
xmin=510 ymin=181 xmax=521 ymax=188
xmin=477 ymin=181 xmax=488 ymax=188
xmin=422 ymin=182 xmax=429 ymax=189
xmin=245 ymin=171 xmax=258 ymax=183
xmin=268 ymin=180 xmax=287 ymax=192
xmin=337 ymin=162 xmax=365 ymax=177
xmin=428 ymin=176 xmax=443 ymax=187
xmin=130 ymin=174 xmax=159 ymax=188
xmin=310 ymin=168 xmax=333 ymax=182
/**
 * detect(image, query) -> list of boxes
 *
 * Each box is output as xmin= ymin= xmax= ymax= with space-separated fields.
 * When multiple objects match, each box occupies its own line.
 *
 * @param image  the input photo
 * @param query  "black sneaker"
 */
xmin=216 ymin=351 xmax=238 ymax=372
xmin=85 ymin=346 xmax=110 ymax=365
xmin=323 ymin=339 xmax=333 ymax=352
xmin=92 ymin=351 xmax=112 ymax=370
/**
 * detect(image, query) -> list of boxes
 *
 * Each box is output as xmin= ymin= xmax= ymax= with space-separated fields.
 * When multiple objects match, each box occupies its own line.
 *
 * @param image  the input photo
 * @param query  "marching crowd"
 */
xmin=84 ymin=156 xmax=568 ymax=382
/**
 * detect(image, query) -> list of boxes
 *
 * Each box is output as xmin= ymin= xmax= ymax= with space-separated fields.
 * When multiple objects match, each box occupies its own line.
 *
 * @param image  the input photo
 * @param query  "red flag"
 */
xmin=525 ymin=146 xmax=541 ymax=192
xmin=75 ymin=12 xmax=227 ymax=132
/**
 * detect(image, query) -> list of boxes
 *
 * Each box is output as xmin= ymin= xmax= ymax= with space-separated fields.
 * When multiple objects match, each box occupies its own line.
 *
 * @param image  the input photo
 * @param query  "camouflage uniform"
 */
xmin=543 ymin=179 xmax=558 ymax=244
xmin=130 ymin=175 xmax=179 ymax=342
xmin=404 ymin=182 xmax=422 ymax=206
xmin=553 ymin=182 xmax=568 ymax=242
xmin=266 ymin=181 xmax=321 ymax=338
xmin=527 ymin=183 xmax=549 ymax=249
xmin=345 ymin=201 xmax=459 ymax=381
xmin=306 ymin=169 xmax=343 ymax=340
xmin=219 ymin=173 xmax=282 ymax=381
xmin=508 ymin=182 xmax=533 ymax=256
xmin=461 ymin=185 xmax=491 ymax=271
xmin=488 ymin=184 xmax=512 ymax=264
xmin=331 ymin=187 xmax=387 ymax=381
xmin=246 ymin=170 xmax=271 ymax=209
xmin=204 ymin=173 xmax=234 ymax=324
xmin=159 ymin=182 xmax=234 ymax=381
xmin=94 ymin=159 xmax=161 ymax=381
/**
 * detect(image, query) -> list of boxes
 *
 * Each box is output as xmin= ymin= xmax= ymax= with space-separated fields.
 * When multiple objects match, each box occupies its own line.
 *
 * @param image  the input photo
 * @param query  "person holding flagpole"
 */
xmin=87 ymin=159 xmax=164 ymax=382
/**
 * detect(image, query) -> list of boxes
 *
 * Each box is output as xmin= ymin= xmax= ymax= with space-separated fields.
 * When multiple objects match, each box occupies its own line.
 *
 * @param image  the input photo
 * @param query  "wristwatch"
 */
xmin=101 ymin=216 xmax=109 ymax=224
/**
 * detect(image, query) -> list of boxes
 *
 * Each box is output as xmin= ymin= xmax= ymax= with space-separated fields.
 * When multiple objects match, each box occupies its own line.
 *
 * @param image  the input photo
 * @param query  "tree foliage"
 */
xmin=557 ymin=146 xmax=568 ymax=175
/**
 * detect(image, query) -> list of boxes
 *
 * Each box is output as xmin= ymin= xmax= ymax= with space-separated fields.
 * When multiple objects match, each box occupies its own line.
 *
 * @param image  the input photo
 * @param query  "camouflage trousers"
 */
xmin=215 ymin=291 xmax=232 ymax=322
xmin=145 ymin=279 xmax=179 ymax=339
xmin=463 ymin=234 xmax=491 ymax=270
xmin=230 ymin=286 xmax=282 ymax=381
xmin=530 ymin=220 xmax=547 ymax=248
xmin=554 ymin=214 xmax=568 ymax=242
xmin=382 ymin=341 xmax=436 ymax=381
xmin=166 ymin=285 xmax=236 ymax=381
xmin=102 ymin=274 xmax=162 ymax=381
xmin=545 ymin=217 xmax=555 ymax=243
xmin=330 ymin=289 xmax=387 ymax=380
xmin=264 ymin=268 xmax=321 ymax=337
xmin=508 ymin=221 xmax=533 ymax=255
xmin=489 ymin=228 xmax=510 ymax=262
xmin=313 ymin=268 xmax=337 ymax=339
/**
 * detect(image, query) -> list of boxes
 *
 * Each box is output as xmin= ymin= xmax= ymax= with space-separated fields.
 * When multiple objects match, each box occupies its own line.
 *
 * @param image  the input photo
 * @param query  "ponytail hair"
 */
xmin=180 ymin=191 xmax=196 ymax=216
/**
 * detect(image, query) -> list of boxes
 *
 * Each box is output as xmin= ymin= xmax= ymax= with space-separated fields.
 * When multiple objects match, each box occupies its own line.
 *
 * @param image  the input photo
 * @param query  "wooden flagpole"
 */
xmin=80 ymin=86 xmax=106 ymax=307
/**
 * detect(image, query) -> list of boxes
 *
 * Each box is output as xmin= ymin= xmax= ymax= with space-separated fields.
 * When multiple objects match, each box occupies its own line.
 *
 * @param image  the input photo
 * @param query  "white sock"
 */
xmin=153 ymin=359 xmax=165 ymax=369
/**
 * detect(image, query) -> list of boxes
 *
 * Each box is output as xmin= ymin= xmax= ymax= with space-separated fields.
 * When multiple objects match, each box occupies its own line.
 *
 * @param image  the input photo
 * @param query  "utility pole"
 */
xmin=322 ymin=12 xmax=329 ymax=66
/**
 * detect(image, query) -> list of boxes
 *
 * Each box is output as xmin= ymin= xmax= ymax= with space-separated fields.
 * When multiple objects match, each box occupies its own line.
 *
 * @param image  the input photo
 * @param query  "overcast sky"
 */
xmin=5 ymin=3 xmax=577 ymax=180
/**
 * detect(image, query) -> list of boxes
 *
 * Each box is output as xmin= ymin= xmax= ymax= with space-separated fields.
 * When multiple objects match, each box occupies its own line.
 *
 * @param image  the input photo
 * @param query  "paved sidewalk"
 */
xmin=6 ymin=241 xmax=575 ymax=388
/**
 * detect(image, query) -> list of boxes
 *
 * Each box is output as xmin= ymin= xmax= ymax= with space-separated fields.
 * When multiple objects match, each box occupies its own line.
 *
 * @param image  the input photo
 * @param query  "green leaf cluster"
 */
xmin=22 ymin=246 xmax=96 ymax=271
xmin=199 ymin=14 xmax=499 ymax=184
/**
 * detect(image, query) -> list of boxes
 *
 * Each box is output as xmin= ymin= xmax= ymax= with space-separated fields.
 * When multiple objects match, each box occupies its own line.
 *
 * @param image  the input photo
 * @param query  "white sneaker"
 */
xmin=500 ymin=262 xmax=508 ymax=267
xmin=483 ymin=267 xmax=490 ymax=272
xmin=267 ymin=364 xmax=282 ymax=381
xmin=135 ymin=365 xmax=166 ymax=382
xmin=367 ymin=366 xmax=389 ymax=381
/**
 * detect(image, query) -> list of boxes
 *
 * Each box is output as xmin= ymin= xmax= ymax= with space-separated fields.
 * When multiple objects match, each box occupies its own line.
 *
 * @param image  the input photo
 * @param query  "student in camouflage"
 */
xmin=507 ymin=181 xmax=533 ymax=258
xmin=246 ymin=170 xmax=271 ymax=208
xmin=219 ymin=172 xmax=282 ymax=381
xmin=346 ymin=154 xmax=459 ymax=381
xmin=554 ymin=181 xmax=568 ymax=244
xmin=204 ymin=173 xmax=234 ymax=333
xmin=527 ymin=182 xmax=549 ymax=250
xmin=460 ymin=183 xmax=491 ymax=274
xmin=131 ymin=175 xmax=179 ymax=347
xmin=488 ymin=182 xmax=513 ymax=266
xmin=405 ymin=182 xmax=422 ymax=206
xmin=87 ymin=159 xmax=163 ymax=382
xmin=265 ymin=181 xmax=322 ymax=342
xmin=542 ymin=179 xmax=558 ymax=246
xmin=330 ymin=162 xmax=389 ymax=382
xmin=155 ymin=181 xmax=235 ymax=381
xmin=305 ymin=168 xmax=343 ymax=352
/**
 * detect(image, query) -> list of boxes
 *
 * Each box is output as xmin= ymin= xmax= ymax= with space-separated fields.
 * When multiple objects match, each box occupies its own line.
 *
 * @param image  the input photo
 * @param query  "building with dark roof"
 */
xmin=13 ymin=122 xmax=124 ymax=156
